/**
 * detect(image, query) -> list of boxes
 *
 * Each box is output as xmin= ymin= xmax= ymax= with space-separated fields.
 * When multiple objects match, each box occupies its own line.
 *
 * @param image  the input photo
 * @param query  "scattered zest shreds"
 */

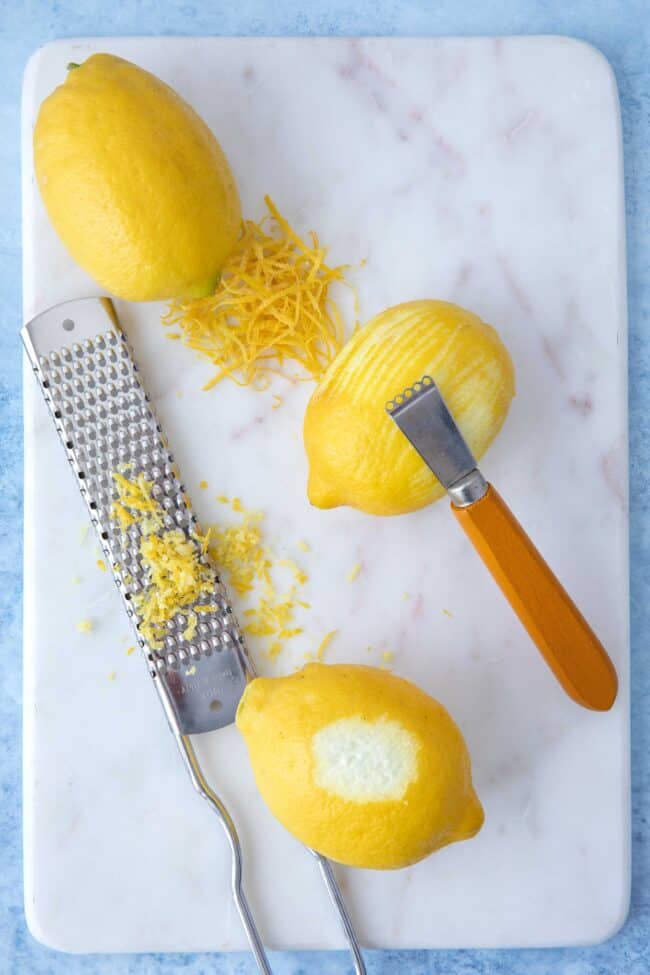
xmin=316 ymin=629 xmax=338 ymax=661
xmin=162 ymin=196 xmax=350 ymax=390
xmin=77 ymin=619 xmax=93 ymax=633
xmin=111 ymin=474 xmax=321 ymax=664
xmin=208 ymin=502 xmax=310 ymax=660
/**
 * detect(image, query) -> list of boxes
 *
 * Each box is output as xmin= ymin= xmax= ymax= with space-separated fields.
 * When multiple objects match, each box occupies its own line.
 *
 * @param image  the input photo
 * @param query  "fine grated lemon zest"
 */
xmin=162 ymin=197 xmax=350 ymax=390
xmin=346 ymin=562 xmax=362 ymax=583
xmin=111 ymin=476 xmax=319 ymax=662
xmin=111 ymin=473 xmax=216 ymax=649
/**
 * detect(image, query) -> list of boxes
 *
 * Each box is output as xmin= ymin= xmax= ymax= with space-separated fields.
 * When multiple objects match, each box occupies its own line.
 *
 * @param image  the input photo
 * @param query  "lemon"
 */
xmin=236 ymin=663 xmax=483 ymax=869
xmin=304 ymin=300 xmax=515 ymax=515
xmin=34 ymin=54 xmax=241 ymax=301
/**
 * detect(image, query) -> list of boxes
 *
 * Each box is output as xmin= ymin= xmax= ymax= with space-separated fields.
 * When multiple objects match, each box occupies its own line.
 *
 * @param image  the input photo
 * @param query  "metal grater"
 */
xmin=23 ymin=296 xmax=366 ymax=975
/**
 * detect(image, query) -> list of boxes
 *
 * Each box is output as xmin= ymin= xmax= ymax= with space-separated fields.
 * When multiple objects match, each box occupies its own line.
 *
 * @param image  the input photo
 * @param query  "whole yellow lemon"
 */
xmin=34 ymin=54 xmax=241 ymax=301
xmin=304 ymin=300 xmax=515 ymax=515
xmin=236 ymin=663 xmax=483 ymax=869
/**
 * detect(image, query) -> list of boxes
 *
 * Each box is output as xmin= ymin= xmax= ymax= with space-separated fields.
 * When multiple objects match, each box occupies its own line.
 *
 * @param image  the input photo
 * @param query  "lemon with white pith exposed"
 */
xmin=236 ymin=663 xmax=483 ymax=869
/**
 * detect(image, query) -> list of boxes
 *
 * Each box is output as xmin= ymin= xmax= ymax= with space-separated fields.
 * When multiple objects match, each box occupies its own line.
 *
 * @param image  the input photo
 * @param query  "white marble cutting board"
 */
xmin=22 ymin=37 xmax=629 ymax=952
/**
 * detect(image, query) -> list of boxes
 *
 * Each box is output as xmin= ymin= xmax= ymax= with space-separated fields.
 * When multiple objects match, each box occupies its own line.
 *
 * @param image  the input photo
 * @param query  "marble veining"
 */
xmin=18 ymin=30 xmax=632 ymax=964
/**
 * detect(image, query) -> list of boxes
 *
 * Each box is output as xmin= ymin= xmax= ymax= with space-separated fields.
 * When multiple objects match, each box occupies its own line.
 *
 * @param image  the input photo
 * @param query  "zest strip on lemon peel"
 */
xmin=162 ymin=197 xmax=351 ymax=390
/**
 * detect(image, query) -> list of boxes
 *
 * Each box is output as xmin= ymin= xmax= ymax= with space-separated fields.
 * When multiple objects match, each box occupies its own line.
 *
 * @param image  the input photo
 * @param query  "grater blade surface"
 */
xmin=22 ymin=297 xmax=250 ymax=735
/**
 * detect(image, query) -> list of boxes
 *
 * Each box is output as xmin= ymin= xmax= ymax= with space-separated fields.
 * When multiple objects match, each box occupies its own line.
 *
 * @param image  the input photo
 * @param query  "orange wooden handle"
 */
xmin=452 ymin=485 xmax=618 ymax=711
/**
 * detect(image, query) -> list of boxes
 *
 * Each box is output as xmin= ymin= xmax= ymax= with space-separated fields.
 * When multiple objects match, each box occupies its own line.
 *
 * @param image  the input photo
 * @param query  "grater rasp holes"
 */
xmin=34 ymin=327 xmax=245 ymax=677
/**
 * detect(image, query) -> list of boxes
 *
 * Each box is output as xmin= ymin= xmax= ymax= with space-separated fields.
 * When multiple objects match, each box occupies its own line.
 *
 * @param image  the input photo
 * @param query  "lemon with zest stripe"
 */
xmin=304 ymin=300 xmax=515 ymax=516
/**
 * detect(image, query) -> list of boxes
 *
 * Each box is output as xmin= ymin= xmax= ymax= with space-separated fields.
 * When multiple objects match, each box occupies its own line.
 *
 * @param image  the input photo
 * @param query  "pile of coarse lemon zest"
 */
xmin=316 ymin=629 xmax=338 ymax=662
xmin=162 ymin=196 xmax=349 ymax=390
xmin=346 ymin=562 xmax=362 ymax=582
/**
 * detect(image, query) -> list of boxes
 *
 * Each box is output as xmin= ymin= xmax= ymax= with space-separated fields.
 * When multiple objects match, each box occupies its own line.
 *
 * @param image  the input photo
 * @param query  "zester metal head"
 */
xmin=386 ymin=375 xmax=479 ymax=489
xmin=22 ymin=297 xmax=250 ymax=735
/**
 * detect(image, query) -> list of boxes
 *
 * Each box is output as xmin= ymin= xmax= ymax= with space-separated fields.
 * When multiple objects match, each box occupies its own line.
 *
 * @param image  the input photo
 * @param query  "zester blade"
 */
xmin=386 ymin=375 xmax=478 ymax=490
xmin=22 ymin=296 xmax=250 ymax=735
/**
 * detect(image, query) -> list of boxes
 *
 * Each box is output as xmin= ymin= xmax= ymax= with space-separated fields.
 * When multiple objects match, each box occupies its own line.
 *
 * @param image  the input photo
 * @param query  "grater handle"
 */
xmin=313 ymin=853 xmax=367 ymax=974
xmin=452 ymin=484 xmax=618 ymax=711
xmin=175 ymin=733 xmax=273 ymax=974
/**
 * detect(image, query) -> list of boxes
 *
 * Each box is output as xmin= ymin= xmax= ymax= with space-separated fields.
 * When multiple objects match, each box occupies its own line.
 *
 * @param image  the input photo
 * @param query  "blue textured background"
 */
xmin=1 ymin=2 xmax=648 ymax=973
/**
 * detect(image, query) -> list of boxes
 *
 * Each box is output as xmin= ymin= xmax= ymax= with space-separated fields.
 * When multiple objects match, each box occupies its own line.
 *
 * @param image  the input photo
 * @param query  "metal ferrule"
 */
xmin=447 ymin=469 xmax=489 ymax=508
